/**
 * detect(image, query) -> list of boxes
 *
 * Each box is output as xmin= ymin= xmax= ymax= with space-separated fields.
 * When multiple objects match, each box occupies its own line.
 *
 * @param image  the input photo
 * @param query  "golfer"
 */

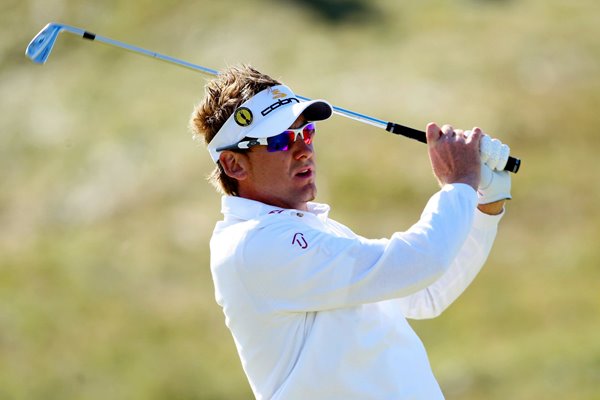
xmin=190 ymin=65 xmax=511 ymax=399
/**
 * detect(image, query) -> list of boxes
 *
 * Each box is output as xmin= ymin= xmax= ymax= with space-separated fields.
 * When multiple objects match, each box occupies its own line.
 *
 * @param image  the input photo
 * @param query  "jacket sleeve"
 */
xmin=238 ymin=184 xmax=479 ymax=312
xmin=395 ymin=208 xmax=503 ymax=319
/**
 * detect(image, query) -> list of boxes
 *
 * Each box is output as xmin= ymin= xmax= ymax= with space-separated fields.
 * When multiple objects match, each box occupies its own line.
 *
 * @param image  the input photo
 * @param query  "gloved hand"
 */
xmin=478 ymin=157 xmax=512 ymax=204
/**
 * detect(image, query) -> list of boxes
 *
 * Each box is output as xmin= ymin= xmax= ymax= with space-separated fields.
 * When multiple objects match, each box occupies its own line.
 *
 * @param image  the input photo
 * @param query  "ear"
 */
xmin=219 ymin=151 xmax=249 ymax=181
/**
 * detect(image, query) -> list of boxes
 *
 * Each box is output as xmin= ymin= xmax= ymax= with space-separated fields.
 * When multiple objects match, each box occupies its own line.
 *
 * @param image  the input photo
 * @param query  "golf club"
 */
xmin=26 ymin=22 xmax=521 ymax=173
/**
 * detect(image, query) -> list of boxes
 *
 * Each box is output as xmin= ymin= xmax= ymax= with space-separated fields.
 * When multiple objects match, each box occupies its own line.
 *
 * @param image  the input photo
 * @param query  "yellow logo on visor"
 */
xmin=271 ymin=89 xmax=287 ymax=99
xmin=234 ymin=107 xmax=253 ymax=127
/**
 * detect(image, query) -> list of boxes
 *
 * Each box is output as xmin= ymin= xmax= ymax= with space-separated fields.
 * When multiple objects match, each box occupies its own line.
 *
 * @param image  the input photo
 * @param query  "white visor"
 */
xmin=207 ymin=85 xmax=332 ymax=163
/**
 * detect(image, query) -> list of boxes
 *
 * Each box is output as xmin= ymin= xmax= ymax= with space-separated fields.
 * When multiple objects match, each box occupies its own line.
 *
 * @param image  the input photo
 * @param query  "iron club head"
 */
xmin=25 ymin=23 xmax=66 ymax=64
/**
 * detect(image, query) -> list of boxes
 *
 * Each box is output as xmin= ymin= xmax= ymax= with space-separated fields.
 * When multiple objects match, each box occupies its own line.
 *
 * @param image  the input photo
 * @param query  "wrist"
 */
xmin=453 ymin=177 xmax=479 ymax=192
xmin=477 ymin=200 xmax=506 ymax=215
xmin=440 ymin=173 xmax=480 ymax=192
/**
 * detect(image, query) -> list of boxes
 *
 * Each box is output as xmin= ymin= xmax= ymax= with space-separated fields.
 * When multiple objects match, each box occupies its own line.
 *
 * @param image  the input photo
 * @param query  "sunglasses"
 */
xmin=216 ymin=122 xmax=316 ymax=153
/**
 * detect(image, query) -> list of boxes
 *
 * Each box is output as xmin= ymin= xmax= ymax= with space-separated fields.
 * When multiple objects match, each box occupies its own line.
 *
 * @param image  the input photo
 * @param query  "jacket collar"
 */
xmin=221 ymin=196 xmax=330 ymax=222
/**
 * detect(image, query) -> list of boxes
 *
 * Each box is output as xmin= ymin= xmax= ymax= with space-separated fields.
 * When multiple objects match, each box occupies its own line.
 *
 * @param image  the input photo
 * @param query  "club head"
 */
xmin=26 ymin=23 xmax=64 ymax=64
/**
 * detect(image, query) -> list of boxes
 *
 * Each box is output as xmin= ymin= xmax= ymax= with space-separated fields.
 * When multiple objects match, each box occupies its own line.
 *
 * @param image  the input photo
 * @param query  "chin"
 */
xmin=304 ymin=189 xmax=317 ymax=203
xmin=305 ymin=182 xmax=317 ymax=197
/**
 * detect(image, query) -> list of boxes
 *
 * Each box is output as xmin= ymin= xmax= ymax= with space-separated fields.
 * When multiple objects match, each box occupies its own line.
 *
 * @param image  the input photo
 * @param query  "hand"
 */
xmin=426 ymin=123 xmax=481 ymax=191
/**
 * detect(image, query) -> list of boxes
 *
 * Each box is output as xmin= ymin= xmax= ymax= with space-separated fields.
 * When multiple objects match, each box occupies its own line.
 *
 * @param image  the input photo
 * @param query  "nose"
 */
xmin=291 ymin=136 xmax=314 ymax=160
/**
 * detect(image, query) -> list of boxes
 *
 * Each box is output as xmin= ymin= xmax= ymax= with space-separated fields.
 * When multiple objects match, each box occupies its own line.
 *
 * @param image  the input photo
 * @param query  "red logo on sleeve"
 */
xmin=292 ymin=233 xmax=308 ymax=249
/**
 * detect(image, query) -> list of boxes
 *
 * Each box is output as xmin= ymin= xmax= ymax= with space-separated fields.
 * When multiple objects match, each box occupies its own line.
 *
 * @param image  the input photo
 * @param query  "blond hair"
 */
xmin=190 ymin=65 xmax=281 ymax=195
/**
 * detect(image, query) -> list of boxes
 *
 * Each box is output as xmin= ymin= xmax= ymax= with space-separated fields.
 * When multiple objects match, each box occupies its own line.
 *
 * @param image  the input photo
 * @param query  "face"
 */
xmin=223 ymin=115 xmax=317 ymax=211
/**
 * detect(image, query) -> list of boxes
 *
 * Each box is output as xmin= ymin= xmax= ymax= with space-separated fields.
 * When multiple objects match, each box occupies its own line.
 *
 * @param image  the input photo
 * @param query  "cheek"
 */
xmin=248 ymin=153 xmax=289 ymax=180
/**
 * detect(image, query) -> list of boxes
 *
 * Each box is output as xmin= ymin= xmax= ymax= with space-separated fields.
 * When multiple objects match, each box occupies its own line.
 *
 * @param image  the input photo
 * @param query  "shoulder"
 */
xmin=212 ymin=211 xmax=316 ymax=259
xmin=241 ymin=213 xmax=360 ymax=270
xmin=244 ymin=213 xmax=320 ymax=255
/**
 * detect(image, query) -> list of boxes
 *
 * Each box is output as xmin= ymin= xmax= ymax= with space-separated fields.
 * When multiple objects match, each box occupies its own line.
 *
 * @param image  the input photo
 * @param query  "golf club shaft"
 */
xmin=26 ymin=23 xmax=521 ymax=173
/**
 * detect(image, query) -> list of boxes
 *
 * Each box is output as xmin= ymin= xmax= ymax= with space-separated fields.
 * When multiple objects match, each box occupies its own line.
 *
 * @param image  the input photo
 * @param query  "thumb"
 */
xmin=480 ymin=162 xmax=494 ymax=190
xmin=426 ymin=122 xmax=441 ymax=144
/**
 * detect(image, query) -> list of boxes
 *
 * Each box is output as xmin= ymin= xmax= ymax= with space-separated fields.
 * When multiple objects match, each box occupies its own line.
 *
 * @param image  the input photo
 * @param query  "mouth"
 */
xmin=294 ymin=166 xmax=314 ymax=179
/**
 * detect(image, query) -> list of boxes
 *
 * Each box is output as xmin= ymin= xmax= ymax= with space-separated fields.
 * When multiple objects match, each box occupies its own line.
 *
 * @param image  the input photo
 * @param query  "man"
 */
xmin=190 ymin=65 xmax=511 ymax=399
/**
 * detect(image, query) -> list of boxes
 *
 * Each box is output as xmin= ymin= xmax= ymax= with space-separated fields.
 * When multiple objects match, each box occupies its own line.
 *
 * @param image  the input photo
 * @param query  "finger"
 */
xmin=487 ymin=138 xmax=503 ymax=170
xmin=441 ymin=124 xmax=454 ymax=136
xmin=480 ymin=134 xmax=491 ymax=163
xmin=426 ymin=122 xmax=442 ymax=143
xmin=467 ymin=127 xmax=482 ymax=144
xmin=498 ymin=143 xmax=510 ymax=171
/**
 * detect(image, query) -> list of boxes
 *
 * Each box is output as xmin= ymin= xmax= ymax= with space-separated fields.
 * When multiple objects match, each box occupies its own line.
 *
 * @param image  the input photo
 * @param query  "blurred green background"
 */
xmin=2 ymin=0 xmax=599 ymax=399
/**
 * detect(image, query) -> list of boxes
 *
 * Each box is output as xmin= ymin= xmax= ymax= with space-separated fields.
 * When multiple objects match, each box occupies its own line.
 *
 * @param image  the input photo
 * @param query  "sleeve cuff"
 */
xmin=441 ymin=183 xmax=478 ymax=200
xmin=441 ymin=183 xmax=503 ymax=229
xmin=473 ymin=206 xmax=504 ymax=229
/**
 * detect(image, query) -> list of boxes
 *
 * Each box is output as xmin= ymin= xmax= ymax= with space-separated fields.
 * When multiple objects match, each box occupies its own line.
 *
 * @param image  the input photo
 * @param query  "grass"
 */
xmin=1 ymin=0 xmax=600 ymax=398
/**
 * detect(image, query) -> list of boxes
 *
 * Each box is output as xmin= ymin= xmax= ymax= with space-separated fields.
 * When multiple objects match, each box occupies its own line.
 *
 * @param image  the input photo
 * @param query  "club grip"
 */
xmin=386 ymin=122 xmax=521 ymax=174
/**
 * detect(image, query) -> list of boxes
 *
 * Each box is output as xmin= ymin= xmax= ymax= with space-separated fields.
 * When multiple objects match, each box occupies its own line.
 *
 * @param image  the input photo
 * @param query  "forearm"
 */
xmin=398 ymin=208 xmax=503 ymax=319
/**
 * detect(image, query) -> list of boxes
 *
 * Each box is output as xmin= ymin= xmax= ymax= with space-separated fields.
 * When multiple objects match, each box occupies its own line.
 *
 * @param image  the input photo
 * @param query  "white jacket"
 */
xmin=210 ymin=184 xmax=503 ymax=399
